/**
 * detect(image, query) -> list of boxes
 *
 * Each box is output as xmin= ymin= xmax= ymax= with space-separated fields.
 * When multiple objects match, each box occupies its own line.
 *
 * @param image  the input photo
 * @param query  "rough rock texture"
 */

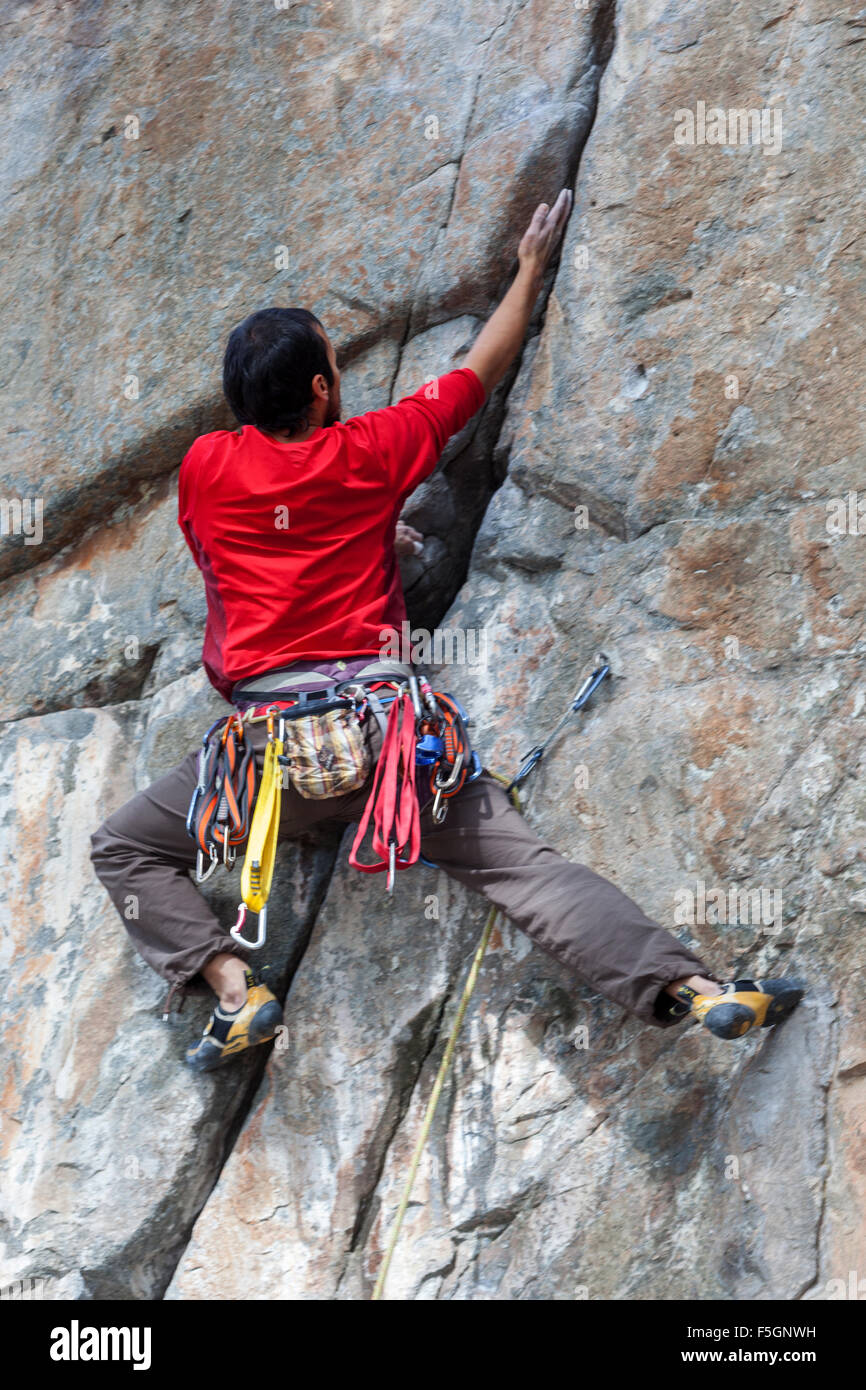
xmin=2 ymin=0 xmax=865 ymax=1300
xmin=0 ymin=679 xmax=339 ymax=1299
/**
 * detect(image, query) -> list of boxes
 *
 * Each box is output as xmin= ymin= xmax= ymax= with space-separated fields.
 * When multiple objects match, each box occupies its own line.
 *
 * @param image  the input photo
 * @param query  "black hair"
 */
xmin=222 ymin=306 xmax=333 ymax=434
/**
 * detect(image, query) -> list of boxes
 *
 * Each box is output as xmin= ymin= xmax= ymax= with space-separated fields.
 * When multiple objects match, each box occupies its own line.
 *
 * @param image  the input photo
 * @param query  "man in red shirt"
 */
xmin=178 ymin=334 xmax=485 ymax=701
xmin=91 ymin=193 xmax=803 ymax=1068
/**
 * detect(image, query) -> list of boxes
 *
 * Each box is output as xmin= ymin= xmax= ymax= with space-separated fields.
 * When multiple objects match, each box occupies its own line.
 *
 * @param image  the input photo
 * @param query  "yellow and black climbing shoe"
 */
xmin=674 ymin=977 xmax=806 ymax=1040
xmin=186 ymin=969 xmax=283 ymax=1072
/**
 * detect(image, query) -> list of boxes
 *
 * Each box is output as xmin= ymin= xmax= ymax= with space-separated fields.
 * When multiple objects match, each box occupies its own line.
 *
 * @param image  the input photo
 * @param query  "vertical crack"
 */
xmin=349 ymin=0 xmax=621 ymax=1295
xmin=794 ymin=1002 xmax=839 ymax=1301
xmin=348 ymin=989 xmax=452 ymax=1257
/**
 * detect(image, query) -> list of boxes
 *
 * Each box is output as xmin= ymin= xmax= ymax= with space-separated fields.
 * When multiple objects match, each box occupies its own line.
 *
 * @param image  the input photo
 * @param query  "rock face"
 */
xmin=2 ymin=0 xmax=864 ymax=1301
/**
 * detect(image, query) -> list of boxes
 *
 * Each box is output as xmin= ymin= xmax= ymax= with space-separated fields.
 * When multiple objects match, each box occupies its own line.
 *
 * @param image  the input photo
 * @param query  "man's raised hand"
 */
xmin=517 ymin=188 xmax=573 ymax=285
xmin=462 ymin=187 xmax=574 ymax=396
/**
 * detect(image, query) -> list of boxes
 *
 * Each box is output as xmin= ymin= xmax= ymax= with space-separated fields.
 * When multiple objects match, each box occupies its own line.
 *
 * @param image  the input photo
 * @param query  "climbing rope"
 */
xmin=371 ymin=895 xmax=504 ymax=1301
xmin=372 ymin=656 xmax=610 ymax=1300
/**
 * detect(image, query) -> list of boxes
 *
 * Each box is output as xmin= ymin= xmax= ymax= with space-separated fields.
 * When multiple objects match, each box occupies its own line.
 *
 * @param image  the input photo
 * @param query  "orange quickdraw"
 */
xmin=423 ymin=691 xmax=474 ymax=823
xmin=185 ymin=713 xmax=257 ymax=879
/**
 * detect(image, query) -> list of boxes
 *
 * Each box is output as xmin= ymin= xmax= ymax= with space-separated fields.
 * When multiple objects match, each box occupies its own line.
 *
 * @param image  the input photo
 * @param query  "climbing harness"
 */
xmin=184 ymin=663 xmax=484 ymax=951
xmin=187 ymin=657 xmax=608 ymax=958
xmin=371 ymin=654 xmax=611 ymax=1301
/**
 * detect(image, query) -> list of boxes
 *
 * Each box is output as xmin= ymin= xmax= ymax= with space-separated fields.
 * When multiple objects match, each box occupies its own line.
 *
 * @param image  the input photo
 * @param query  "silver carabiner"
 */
xmin=195 ymin=848 xmax=219 ymax=884
xmin=230 ymin=902 xmax=268 ymax=950
xmin=431 ymin=750 xmax=464 ymax=824
xmin=433 ymin=750 xmax=464 ymax=793
xmin=407 ymin=670 xmax=424 ymax=723
xmin=387 ymin=842 xmax=397 ymax=893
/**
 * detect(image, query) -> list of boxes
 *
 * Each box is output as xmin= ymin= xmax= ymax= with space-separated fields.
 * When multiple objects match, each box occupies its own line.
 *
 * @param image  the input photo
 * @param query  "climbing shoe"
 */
xmin=185 ymin=969 xmax=283 ymax=1071
xmin=671 ymin=977 xmax=806 ymax=1039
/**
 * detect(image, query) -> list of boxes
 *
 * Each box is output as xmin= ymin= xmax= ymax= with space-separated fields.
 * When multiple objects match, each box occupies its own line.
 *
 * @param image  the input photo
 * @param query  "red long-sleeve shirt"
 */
xmin=178 ymin=367 xmax=485 ymax=700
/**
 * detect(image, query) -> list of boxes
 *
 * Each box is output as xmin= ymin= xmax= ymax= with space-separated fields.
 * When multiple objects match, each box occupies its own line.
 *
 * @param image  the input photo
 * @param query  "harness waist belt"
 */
xmin=232 ymin=660 xmax=417 ymax=704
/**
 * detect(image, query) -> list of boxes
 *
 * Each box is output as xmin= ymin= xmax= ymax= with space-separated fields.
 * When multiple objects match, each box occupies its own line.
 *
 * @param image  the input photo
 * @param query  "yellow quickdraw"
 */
xmin=231 ymin=713 xmax=284 ymax=950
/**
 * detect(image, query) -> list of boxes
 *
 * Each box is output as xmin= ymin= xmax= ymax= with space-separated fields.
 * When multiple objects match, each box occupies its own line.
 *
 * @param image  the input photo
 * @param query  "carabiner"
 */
xmin=570 ymin=658 xmax=611 ymax=713
xmin=387 ymin=841 xmax=397 ymax=893
xmin=230 ymin=902 xmax=268 ymax=950
xmin=195 ymin=848 xmax=219 ymax=884
xmin=407 ymin=670 xmax=424 ymax=723
xmin=433 ymin=750 xmax=464 ymax=793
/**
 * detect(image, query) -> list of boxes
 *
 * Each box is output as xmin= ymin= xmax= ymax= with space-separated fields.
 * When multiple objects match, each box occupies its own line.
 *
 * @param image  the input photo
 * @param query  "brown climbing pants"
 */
xmin=90 ymin=717 xmax=713 ymax=1027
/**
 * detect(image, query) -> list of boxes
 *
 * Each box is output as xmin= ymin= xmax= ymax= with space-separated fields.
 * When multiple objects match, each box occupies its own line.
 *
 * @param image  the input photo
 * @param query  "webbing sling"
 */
xmin=348 ymin=690 xmax=420 ymax=889
xmin=232 ymin=715 xmax=285 ymax=950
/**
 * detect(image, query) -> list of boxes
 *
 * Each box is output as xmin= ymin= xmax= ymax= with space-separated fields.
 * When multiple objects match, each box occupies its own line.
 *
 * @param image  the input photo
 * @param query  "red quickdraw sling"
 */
xmin=348 ymin=690 xmax=420 ymax=890
xmin=185 ymin=713 xmax=257 ymax=882
xmin=348 ymin=678 xmax=481 ymax=889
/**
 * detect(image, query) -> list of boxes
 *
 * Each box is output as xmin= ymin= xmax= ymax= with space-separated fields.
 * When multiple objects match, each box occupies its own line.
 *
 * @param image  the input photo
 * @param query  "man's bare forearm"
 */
xmin=463 ymin=265 xmax=543 ymax=396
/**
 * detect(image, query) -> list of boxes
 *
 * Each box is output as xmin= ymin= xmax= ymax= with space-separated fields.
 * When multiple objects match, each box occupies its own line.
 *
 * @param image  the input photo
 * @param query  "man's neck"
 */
xmin=265 ymin=424 xmax=319 ymax=444
xmin=265 ymin=414 xmax=340 ymax=443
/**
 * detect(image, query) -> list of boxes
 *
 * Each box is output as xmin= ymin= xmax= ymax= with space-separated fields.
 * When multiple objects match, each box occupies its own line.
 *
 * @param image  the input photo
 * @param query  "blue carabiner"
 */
xmin=570 ymin=660 xmax=610 ymax=712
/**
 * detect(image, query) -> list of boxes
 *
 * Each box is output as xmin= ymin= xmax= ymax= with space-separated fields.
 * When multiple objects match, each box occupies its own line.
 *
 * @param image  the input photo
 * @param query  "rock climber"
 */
xmin=90 ymin=189 xmax=805 ymax=1069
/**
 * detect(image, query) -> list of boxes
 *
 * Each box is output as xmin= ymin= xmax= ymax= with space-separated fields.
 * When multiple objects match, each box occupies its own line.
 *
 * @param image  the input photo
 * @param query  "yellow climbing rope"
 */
xmin=371 ymin=901 xmax=500 ymax=1300
xmin=372 ymin=774 xmax=518 ymax=1301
